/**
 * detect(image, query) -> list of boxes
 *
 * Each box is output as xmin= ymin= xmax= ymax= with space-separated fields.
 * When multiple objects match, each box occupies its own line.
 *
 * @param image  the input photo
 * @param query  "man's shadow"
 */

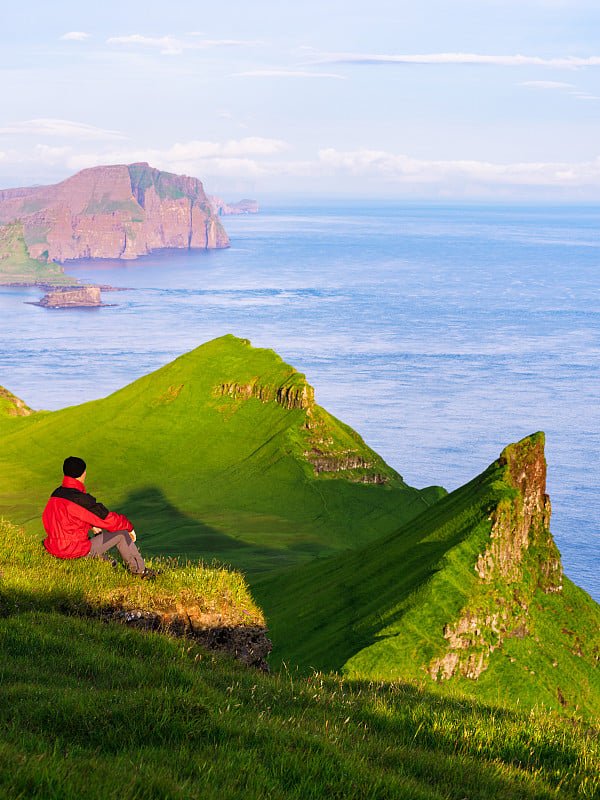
xmin=119 ymin=485 xmax=289 ymax=573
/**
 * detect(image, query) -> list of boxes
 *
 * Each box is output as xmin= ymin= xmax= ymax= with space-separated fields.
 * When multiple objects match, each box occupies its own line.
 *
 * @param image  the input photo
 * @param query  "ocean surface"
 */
xmin=1 ymin=202 xmax=599 ymax=598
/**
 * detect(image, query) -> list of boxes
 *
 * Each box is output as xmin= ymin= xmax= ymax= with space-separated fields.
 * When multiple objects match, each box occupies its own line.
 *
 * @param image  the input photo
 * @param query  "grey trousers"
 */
xmin=88 ymin=530 xmax=145 ymax=574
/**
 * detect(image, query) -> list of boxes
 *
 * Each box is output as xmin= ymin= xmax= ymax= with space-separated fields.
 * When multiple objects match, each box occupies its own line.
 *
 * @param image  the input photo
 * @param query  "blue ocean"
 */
xmin=1 ymin=202 xmax=598 ymax=598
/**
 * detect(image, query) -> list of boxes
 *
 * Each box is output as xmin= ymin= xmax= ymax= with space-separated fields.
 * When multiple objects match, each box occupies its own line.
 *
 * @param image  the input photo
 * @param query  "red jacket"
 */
xmin=42 ymin=476 xmax=133 ymax=559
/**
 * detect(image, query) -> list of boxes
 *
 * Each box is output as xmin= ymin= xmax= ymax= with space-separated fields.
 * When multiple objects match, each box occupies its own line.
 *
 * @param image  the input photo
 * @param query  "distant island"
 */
xmin=208 ymin=196 xmax=259 ymax=216
xmin=0 ymin=163 xmax=238 ymax=286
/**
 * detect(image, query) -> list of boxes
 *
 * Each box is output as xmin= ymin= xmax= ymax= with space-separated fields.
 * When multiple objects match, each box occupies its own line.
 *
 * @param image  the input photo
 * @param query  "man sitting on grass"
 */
xmin=42 ymin=456 xmax=158 ymax=580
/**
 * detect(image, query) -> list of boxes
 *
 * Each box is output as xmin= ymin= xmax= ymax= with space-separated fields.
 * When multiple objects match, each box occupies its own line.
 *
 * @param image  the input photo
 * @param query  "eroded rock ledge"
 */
xmin=215 ymin=380 xmax=314 ymax=410
xmin=427 ymin=434 xmax=563 ymax=682
xmin=215 ymin=373 xmax=400 ymax=486
xmin=99 ymin=605 xmax=272 ymax=671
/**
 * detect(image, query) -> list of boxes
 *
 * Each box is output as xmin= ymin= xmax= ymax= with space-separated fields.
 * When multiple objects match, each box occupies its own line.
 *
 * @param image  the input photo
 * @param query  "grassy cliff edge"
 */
xmin=1 ymin=516 xmax=600 ymax=799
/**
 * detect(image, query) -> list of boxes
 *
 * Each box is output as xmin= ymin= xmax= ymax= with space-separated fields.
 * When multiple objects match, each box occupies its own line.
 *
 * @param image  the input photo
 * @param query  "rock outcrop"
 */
xmin=215 ymin=379 xmax=314 ymax=411
xmin=0 ymin=163 xmax=229 ymax=264
xmin=0 ymin=386 xmax=33 ymax=417
xmin=102 ymin=606 xmax=271 ymax=671
xmin=33 ymin=285 xmax=103 ymax=308
xmin=213 ymin=358 xmax=404 ymax=487
xmin=427 ymin=433 xmax=564 ymax=682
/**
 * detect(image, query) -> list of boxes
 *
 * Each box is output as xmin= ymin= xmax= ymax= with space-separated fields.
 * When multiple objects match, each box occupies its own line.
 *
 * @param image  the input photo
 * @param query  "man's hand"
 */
xmin=91 ymin=526 xmax=102 ymax=534
xmin=130 ymin=529 xmax=137 ymax=542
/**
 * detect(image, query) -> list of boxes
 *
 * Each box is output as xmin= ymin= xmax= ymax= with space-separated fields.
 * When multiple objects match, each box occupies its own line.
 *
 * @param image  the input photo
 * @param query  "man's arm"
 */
xmin=91 ymin=524 xmax=136 ymax=541
xmin=67 ymin=502 xmax=133 ymax=533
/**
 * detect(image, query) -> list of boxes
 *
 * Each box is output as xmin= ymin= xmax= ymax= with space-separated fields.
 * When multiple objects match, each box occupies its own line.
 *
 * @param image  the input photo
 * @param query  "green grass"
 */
xmin=0 ymin=335 xmax=443 ymax=575
xmin=0 ymin=519 xmax=263 ymax=628
xmin=3 ymin=336 xmax=600 ymax=796
xmin=0 ymin=386 xmax=33 ymax=417
xmin=2 ymin=615 xmax=600 ymax=799
xmin=83 ymin=196 xmax=145 ymax=218
xmin=1 ymin=516 xmax=600 ymax=800
xmin=128 ymin=163 xmax=186 ymax=201
xmin=0 ymin=221 xmax=76 ymax=285
xmin=254 ymin=434 xmax=600 ymax=721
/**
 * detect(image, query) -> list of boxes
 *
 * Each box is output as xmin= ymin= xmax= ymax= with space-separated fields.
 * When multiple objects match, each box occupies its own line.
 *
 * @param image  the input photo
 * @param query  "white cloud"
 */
xmin=315 ymin=51 xmax=600 ymax=69
xmin=518 ymin=80 xmax=599 ymax=100
xmin=519 ymin=81 xmax=577 ymax=89
xmin=106 ymin=34 xmax=186 ymax=55
xmin=571 ymin=91 xmax=600 ymax=100
xmin=33 ymin=144 xmax=73 ymax=165
xmin=7 ymin=139 xmax=600 ymax=196
xmin=316 ymin=147 xmax=600 ymax=187
xmin=166 ymin=137 xmax=289 ymax=159
xmin=0 ymin=119 xmax=126 ymax=141
xmin=60 ymin=31 xmax=90 ymax=41
xmin=59 ymin=137 xmax=290 ymax=180
xmin=200 ymin=39 xmax=263 ymax=47
xmin=65 ymin=150 xmax=268 ymax=180
xmin=106 ymin=33 xmax=262 ymax=56
xmin=233 ymin=70 xmax=346 ymax=79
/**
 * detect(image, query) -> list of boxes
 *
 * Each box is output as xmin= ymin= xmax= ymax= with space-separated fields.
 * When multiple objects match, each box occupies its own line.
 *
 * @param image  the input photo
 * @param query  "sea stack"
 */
xmin=33 ymin=285 xmax=103 ymax=308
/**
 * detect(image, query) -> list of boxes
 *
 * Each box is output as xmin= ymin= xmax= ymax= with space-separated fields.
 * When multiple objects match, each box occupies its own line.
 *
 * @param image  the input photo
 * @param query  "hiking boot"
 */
xmin=99 ymin=554 xmax=118 ymax=568
xmin=137 ymin=567 xmax=162 ymax=580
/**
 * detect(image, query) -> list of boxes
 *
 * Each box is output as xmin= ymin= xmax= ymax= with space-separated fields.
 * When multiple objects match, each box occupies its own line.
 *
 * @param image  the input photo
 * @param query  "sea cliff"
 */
xmin=208 ymin=195 xmax=259 ymax=215
xmin=0 ymin=163 xmax=229 ymax=267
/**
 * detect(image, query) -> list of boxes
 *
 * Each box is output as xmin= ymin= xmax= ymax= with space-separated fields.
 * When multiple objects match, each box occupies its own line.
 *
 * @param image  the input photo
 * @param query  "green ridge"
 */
xmin=254 ymin=433 xmax=600 ymax=719
xmin=0 ymin=385 xmax=33 ymax=417
xmin=0 ymin=335 xmax=443 ymax=575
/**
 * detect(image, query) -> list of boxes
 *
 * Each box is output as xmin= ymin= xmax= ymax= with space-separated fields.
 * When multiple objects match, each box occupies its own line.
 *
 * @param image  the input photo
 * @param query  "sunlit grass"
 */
xmin=2 ymin=516 xmax=600 ymax=798
xmin=0 ymin=518 xmax=263 ymax=627
xmin=1 ymin=607 xmax=600 ymax=799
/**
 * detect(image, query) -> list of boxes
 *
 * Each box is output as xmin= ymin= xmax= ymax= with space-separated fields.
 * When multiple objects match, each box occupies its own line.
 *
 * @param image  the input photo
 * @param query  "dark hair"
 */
xmin=63 ymin=456 xmax=86 ymax=479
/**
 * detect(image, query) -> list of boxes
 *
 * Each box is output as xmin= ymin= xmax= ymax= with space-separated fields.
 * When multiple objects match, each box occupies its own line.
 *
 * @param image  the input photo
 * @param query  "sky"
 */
xmin=3 ymin=0 xmax=600 ymax=199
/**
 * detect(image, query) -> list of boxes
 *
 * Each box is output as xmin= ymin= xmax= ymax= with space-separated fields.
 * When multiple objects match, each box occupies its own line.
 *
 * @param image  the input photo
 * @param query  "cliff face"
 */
xmin=426 ymin=434 xmax=564 ymax=681
xmin=213 ymin=361 xmax=405 ymax=487
xmin=0 ymin=163 xmax=229 ymax=264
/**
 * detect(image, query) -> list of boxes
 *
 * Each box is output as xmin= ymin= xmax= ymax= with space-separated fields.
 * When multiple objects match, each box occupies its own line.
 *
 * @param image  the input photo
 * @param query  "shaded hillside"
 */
xmin=4 ymin=599 xmax=599 ymax=799
xmin=0 ymin=514 xmax=597 ymax=800
xmin=254 ymin=433 xmax=600 ymax=719
xmin=0 ymin=163 xmax=229 ymax=283
xmin=0 ymin=335 xmax=443 ymax=573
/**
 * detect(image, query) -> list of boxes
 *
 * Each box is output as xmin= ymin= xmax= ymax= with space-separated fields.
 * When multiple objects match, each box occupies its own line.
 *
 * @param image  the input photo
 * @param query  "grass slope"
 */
xmin=0 ymin=520 xmax=263 ymax=629
xmin=254 ymin=434 xmax=600 ymax=721
xmin=0 ymin=221 xmax=75 ymax=285
xmin=1 ymin=521 xmax=599 ymax=800
xmin=0 ymin=335 xmax=443 ymax=575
